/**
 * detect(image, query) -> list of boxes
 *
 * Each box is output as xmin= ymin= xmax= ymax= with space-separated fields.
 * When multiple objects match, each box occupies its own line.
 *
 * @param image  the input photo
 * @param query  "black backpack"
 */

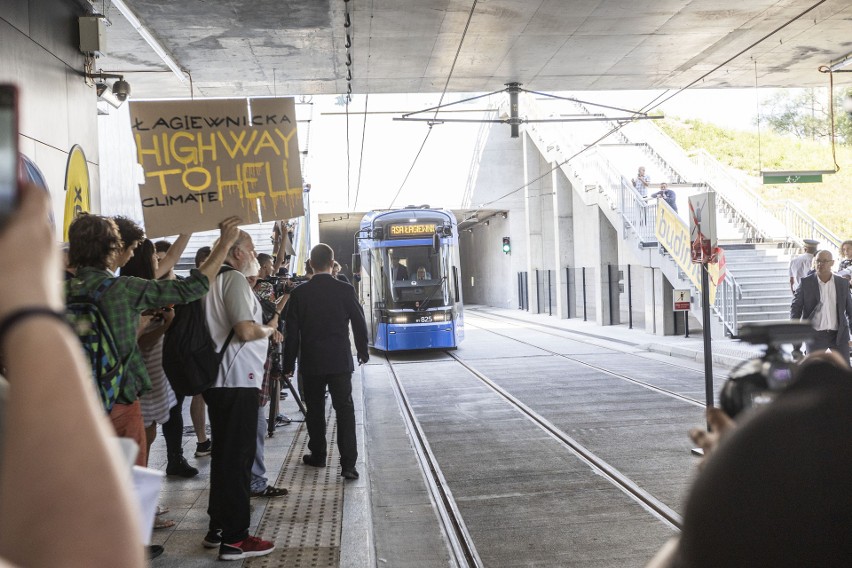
xmin=162 ymin=266 xmax=235 ymax=396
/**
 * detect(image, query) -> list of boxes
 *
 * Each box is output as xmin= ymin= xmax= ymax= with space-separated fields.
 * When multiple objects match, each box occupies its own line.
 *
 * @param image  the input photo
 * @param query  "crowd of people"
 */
xmin=0 ymin=182 xmax=369 ymax=564
xmin=3 ymin=171 xmax=852 ymax=566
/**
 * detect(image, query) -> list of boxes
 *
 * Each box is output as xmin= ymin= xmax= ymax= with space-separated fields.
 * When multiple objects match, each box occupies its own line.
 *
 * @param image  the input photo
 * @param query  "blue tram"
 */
xmin=355 ymin=207 xmax=464 ymax=351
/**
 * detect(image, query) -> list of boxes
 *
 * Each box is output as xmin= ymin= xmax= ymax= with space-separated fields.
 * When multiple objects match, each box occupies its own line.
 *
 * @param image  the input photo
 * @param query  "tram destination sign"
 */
xmin=387 ymin=223 xmax=436 ymax=238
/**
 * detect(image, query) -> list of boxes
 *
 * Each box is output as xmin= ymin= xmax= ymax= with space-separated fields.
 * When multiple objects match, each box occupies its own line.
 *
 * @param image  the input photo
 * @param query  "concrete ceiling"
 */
xmin=93 ymin=0 xmax=852 ymax=100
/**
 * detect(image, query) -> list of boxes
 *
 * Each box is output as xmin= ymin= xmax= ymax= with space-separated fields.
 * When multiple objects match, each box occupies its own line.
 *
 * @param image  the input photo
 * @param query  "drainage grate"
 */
xmin=246 ymin=405 xmax=343 ymax=567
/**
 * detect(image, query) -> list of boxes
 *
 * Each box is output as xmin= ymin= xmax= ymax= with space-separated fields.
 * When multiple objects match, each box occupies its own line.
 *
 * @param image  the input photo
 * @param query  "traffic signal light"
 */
xmin=502 ymin=236 xmax=511 ymax=254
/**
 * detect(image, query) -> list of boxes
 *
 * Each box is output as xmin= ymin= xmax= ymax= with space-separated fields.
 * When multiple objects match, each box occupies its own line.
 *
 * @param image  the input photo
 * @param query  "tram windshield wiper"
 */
xmin=418 ymin=276 xmax=447 ymax=310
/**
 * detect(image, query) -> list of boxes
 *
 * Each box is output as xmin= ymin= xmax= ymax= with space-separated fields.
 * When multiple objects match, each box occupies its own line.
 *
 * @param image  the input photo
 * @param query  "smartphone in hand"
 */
xmin=0 ymin=85 xmax=19 ymax=230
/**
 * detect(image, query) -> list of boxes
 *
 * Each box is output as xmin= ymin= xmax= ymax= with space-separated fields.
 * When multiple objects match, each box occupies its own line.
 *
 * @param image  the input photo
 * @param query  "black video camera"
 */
xmin=719 ymin=322 xmax=816 ymax=418
xmin=283 ymin=275 xmax=309 ymax=294
xmin=264 ymin=275 xmax=287 ymax=298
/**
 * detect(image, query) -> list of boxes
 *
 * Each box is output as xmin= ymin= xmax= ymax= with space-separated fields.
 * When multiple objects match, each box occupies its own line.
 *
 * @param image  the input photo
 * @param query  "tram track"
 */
xmin=381 ymin=343 xmax=685 ymax=567
xmin=384 ymin=354 xmax=484 ymax=568
xmin=464 ymin=311 xmax=712 ymax=408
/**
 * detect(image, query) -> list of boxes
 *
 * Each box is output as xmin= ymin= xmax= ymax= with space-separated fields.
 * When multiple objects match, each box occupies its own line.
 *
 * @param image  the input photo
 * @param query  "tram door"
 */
xmin=354 ymin=251 xmax=374 ymax=346
xmin=369 ymin=249 xmax=386 ymax=347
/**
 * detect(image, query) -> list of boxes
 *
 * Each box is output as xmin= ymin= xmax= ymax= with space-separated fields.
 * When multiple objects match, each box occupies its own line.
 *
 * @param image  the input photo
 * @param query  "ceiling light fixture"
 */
xmin=108 ymin=0 xmax=187 ymax=84
xmin=829 ymin=51 xmax=852 ymax=72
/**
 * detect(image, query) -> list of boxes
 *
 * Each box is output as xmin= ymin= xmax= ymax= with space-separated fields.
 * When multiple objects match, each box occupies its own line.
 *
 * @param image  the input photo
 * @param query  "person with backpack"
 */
xmin=65 ymin=213 xmax=241 ymax=469
xmin=200 ymin=229 xmax=282 ymax=560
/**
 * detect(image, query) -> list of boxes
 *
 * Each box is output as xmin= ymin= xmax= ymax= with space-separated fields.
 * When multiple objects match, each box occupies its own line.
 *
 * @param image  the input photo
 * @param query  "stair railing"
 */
xmin=765 ymin=200 xmax=842 ymax=253
xmin=525 ymin=95 xmax=743 ymax=334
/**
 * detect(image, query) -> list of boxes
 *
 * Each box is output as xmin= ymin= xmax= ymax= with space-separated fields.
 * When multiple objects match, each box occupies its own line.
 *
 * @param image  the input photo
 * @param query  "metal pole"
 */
xmin=627 ymin=265 xmax=633 ymax=329
xmin=517 ymin=273 xmax=522 ymax=310
xmin=685 ymin=311 xmax=690 ymax=338
xmin=607 ymin=264 xmax=613 ymax=325
xmin=536 ymin=270 xmax=541 ymax=313
xmin=582 ymin=267 xmax=587 ymax=322
xmin=701 ymin=264 xmax=714 ymax=410
xmin=303 ymin=185 xmax=312 ymax=252
xmin=548 ymin=270 xmax=552 ymax=316
xmin=565 ymin=267 xmax=571 ymax=319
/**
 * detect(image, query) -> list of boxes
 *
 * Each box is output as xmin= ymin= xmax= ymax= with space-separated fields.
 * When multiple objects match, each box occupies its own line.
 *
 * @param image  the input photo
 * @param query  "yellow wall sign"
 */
xmin=655 ymin=200 xmax=717 ymax=304
xmin=129 ymin=97 xmax=305 ymax=238
xmin=63 ymin=145 xmax=90 ymax=242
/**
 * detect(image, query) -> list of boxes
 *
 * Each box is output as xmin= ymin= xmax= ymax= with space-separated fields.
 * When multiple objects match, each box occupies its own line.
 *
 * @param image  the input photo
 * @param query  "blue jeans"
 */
xmin=250 ymin=403 xmax=268 ymax=492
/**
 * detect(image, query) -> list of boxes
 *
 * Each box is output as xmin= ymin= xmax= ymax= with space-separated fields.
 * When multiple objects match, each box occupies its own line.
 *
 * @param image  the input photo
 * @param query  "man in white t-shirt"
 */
xmin=201 ymin=230 xmax=283 ymax=561
xmin=789 ymin=239 xmax=819 ymax=293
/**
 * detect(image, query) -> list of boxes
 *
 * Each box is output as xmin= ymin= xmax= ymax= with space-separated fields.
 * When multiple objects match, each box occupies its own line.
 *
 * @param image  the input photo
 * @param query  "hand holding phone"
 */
xmin=0 ymin=84 xmax=19 ymax=230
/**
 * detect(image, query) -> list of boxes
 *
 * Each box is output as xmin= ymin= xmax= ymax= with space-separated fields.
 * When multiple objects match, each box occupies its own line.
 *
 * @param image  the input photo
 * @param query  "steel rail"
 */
xmin=466 ymin=312 xmax=714 ymax=408
xmin=384 ymin=356 xmax=484 ymax=568
xmin=443 ymin=350 xmax=684 ymax=531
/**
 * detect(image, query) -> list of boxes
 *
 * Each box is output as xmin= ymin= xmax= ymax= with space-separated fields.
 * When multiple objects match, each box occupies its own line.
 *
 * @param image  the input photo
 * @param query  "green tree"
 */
xmin=760 ymin=88 xmax=852 ymax=144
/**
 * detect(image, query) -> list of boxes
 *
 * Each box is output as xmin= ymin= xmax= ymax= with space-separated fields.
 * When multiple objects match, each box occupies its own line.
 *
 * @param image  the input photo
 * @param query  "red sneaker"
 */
xmin=218 ymin=535 xmax=275 ymax=560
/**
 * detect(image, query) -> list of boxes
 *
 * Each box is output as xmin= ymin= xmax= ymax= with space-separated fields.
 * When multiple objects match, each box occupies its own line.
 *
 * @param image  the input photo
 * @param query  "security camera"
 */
xmin=112 ymin=79 xmax=131 ymax=102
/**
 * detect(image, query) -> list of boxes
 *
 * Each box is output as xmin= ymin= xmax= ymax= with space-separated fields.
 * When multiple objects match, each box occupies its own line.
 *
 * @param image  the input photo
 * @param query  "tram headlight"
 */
xmin=390 ymin=315 xmax=409 ymax=324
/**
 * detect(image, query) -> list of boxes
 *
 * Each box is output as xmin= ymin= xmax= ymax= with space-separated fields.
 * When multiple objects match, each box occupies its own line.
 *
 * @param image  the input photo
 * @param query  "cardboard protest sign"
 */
xmin=129 ymin=98 xmax=304 ymax=237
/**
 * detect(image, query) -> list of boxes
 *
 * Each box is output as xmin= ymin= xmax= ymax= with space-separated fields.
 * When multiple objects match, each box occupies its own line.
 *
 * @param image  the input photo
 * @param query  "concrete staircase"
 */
xmin=721 ymin=245 xmax=793 ymax=327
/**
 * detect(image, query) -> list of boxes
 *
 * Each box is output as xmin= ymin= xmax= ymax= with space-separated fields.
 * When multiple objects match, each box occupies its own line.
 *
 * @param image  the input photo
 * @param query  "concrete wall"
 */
xmin=0 ymin=0 xmax=101 ymax=235
xmin=459 ymin=119 xmax=527 ymax=309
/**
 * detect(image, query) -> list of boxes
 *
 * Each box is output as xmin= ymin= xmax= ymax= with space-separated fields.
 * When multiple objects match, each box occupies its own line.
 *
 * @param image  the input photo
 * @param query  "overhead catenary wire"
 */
xmin=351 ymin=0 xmax=374 ymax=211
xmin=477 ymin=0 xmax=830 ymax=211
xmin=353 ymin=93 xmax=369 ymax=211
xmin=388 ymin=0 xmax=480 ymax=209
xmin=755 ymin=60 xmax=763 ymax=172
xmin=644 ymin=0 xmax=830 ymax=114
xmin=346 ymin=96 xmax=351 ymax=210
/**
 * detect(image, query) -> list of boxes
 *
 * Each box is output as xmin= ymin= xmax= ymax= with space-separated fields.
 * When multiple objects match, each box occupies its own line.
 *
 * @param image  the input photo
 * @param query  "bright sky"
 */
xmin=573 ymin=88 xmax=765 ymax=131
xmin=294 ymin=87 xmax=803 ymax=214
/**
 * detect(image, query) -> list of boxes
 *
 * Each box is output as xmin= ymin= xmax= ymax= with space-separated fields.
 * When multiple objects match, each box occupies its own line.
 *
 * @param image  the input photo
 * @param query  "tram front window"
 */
xmin=385 ymin=246 xmax=448 ymax=308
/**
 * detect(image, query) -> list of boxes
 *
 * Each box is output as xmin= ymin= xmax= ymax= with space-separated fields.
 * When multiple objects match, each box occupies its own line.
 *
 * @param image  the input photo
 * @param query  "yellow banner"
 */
xmin=655 ymin=200 xmax=717 ymax=304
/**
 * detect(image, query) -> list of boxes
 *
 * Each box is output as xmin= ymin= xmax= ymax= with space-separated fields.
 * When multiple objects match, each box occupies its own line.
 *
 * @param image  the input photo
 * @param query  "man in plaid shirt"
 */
xmin=65 ymin=214 xmax=241 ymax=467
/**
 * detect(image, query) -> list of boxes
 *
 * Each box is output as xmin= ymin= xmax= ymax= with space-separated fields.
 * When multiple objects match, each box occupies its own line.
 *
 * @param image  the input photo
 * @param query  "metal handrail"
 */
xmin=617 ymin=177 xmax=657 ymax=245
xmin=691 ymin=150 xmax=784 ymax=243
xmin=712 ymin=270 xmax=742 ymax=337
xmin=629 ymin=124 xmax=776 ymax=243
xmin=765 ymin=200 xmax=842 ymax=252
xmin=690 ymin=148 xmax=840 ymax=252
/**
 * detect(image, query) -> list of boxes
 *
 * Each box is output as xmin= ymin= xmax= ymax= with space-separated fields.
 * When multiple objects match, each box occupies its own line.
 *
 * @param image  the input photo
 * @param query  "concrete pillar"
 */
xmin=523 ymin=134 xmax=544 ymax=313
xmin=644 ymin=267 xmax=676 ymax=336
xmin=551 ymin=166 xmax=575 ymax=318
xmin=596 ymin=210 xmax=619 ymax=326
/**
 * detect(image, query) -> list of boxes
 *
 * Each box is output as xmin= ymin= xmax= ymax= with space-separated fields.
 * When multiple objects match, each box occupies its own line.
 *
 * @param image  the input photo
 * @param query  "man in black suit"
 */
xmin=791 ymin=249 xmax=852 ymax=365
xmin=283 ymin=243 xmax=369 ymax=479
